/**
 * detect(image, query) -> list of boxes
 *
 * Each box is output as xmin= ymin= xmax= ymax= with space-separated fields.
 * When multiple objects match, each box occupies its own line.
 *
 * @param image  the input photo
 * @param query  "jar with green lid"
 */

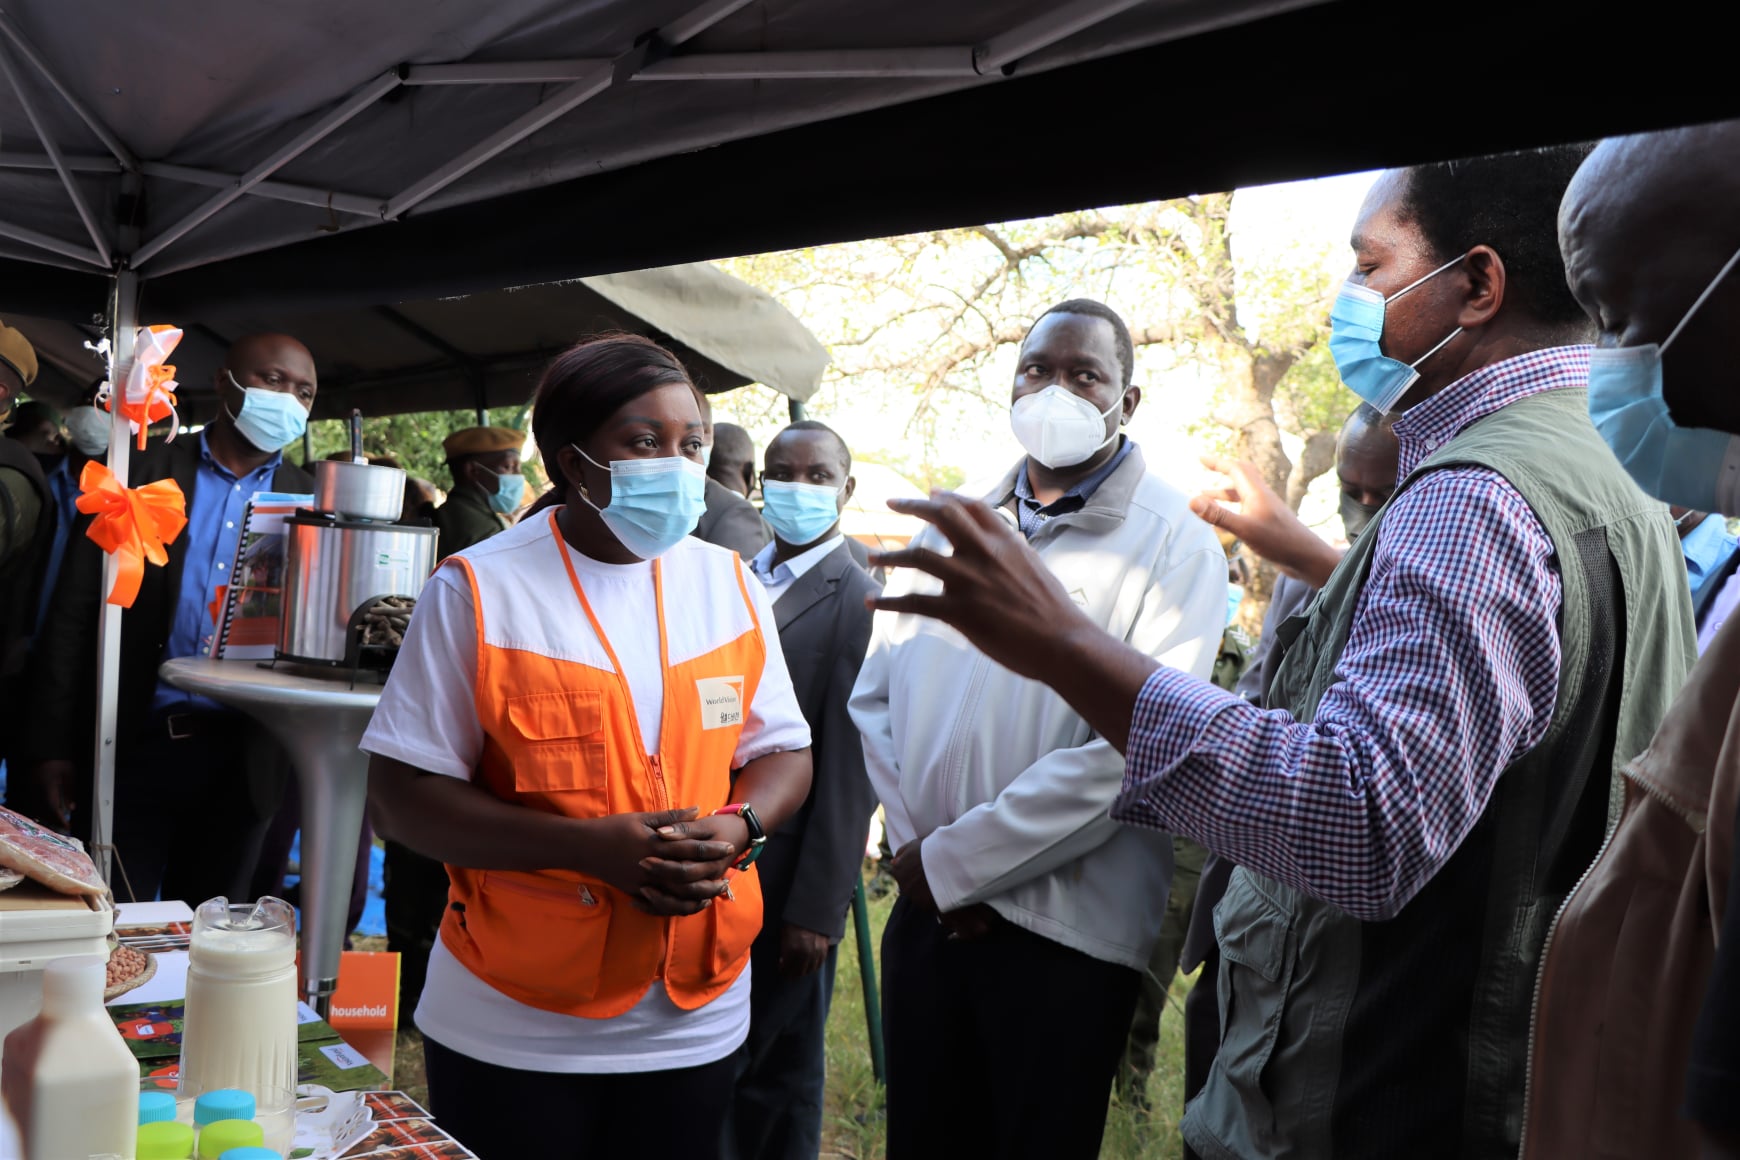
xmin=196 ymin=1117 xmax=264 ymax=1158
xmin=137 ymin=1119 xmax=195 ymax=1159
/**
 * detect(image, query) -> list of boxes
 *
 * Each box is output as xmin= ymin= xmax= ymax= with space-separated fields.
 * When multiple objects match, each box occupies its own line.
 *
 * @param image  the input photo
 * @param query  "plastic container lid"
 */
xmin=139 ymin=1089 xmax=178 ymax=1124
xmin=193 ymin=1088 xmax=256 ymax=1125
xmin=137 ymin=1119 xmax=196 ymax=1159
xmin=197 ymin=1119 xmax=264 ymax=1159
xmin=217 ymin=1150 xmax=281 ymax=1160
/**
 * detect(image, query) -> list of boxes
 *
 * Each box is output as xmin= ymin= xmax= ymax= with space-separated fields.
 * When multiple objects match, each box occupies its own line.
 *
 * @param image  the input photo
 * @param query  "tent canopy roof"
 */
xmin=11 ymin=261 xmax=832 ymax=419
xmin=3 ymin=0 xmax=1737 ymax=329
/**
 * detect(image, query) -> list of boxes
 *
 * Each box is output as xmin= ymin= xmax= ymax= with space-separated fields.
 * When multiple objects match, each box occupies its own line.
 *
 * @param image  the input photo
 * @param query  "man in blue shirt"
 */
xmin=1674 ymin=507 xmax=1740 ymax=649
xmin=21 ymin=335 xmax=317 ymax=904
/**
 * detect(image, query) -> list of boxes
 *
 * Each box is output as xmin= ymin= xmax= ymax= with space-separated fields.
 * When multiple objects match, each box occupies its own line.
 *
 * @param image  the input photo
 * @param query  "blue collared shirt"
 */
xmin=1682 ymin=513 xmax=1740 ymax=612
xmin=1011 ymin=436 xmax=1134 ymax=540
xmin=33 ymin=457 xmax=84 ymax=635
xmin=152 ymin=432 xmax=281 ymax=715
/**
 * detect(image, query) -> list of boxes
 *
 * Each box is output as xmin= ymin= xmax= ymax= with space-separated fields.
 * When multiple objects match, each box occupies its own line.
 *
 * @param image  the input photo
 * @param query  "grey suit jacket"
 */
xmin=755 ymin=540 xmax=881 ymax=941
xmin=692 ymin=476 xmax=770 ymax=560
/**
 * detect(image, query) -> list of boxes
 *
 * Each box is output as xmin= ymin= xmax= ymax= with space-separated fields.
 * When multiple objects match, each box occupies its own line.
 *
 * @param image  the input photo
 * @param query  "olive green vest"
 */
xmin=1182 ymin=387 xmax=1695 ymax=1160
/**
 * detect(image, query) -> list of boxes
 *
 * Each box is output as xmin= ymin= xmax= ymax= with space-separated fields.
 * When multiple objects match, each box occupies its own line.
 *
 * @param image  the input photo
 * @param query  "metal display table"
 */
xmin=159 ymin=657 xmax=381 ymax=1017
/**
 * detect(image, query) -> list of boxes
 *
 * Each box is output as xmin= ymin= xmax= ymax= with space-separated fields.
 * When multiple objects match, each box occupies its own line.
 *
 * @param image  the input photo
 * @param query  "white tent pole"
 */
xmin=92 ymin=268 xmax=139 ymax=889
xmin=636 ymin=48 xmax=977 ymax=79
xmin=0 ymin=10 xmax=138 ymax=170
xmin=382 ymin=65 xmax=612 ymax=220
xmin=132 ymin=68 xmax=403 ymax=268
xmin=0 ymin=215 xmax=106 ymax=267
xmin=660 ymin=0 xmax=758 ymax=45
xmin=975 ymin=0 xmax=1152 ymax=72
xmin=0 ymin=42 xmax=112 ymax=266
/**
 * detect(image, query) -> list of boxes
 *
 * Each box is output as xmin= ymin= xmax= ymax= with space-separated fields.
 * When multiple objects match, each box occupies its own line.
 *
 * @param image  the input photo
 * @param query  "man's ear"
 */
xmin=1457 ymin=245 xmax=1505 ymax=328
xmin=840 ymin=475 xmax=857 ymax=509
xmin=1121 ymin=384 xmax=1143 ymax=424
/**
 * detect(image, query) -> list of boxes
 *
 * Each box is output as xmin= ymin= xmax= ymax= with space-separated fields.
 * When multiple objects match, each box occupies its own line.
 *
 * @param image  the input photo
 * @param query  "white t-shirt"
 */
xmin=361 ymin=528 xmax=810 ymax=1073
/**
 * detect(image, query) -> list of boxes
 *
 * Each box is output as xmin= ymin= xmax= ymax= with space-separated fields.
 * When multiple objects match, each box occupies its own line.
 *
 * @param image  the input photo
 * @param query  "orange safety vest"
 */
xmin=437 ymin=514 xmax=767 ymax=1018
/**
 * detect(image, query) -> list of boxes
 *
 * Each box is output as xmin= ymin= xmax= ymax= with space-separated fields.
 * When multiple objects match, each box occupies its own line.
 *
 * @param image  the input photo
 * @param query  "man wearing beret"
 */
xmin=1 ymin=322 xmax=57 ymax=792
xmin=432 ymin=426 xmax=524 ymax=561
xmin=21 ymin=334 xmax=316 ymax=906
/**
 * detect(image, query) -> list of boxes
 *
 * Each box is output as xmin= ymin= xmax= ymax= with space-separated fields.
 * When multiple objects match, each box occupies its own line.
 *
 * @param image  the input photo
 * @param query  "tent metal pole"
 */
xmin=975 ymin=0 xmax=1151 ymax=72
xmin=404 ymin=60 xmax=611 ymax=85
xmin=1017 ymin=0 xmax=1333 ymax=73
xmin=0 ymin=41 xmax=113 ymax=266
xmin=0 ymin=10 xmax=138 ymax=170
xmin=0 ymin=215 xmax=105 ymax=267
xmin=133 ymin=68 xmax=403 ymax=268
xmin=660 ymin=0 xmax=758 ymax=46
xmin=141 ymin=163 xmax=382 ymax=218
xmin=92 ymin=268 xmax=139 ymax=890
xmin=0 ymin=151 xmax=119 ymax=172
xmin=637 ymin=48 xmax=977 ymax=80
xmin=383 ymin=65 xmax=613 ymax=220
xmin=788 ymin=398 xmax=807 ymax=422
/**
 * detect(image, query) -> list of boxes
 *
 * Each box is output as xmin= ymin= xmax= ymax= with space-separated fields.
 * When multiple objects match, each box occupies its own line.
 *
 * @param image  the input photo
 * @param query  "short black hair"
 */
xmin=1033 ymin=299 xmax=1135 ymax=387
xmin=1397 ymin=146 xmax=1593 ymax=327
xmin=531 ymin=334 xmax=693 ymax=496
xmin=712 ymin=422 xmax=755 ymax=465
xmin=774 ymin=419 xmax=852 ymax=473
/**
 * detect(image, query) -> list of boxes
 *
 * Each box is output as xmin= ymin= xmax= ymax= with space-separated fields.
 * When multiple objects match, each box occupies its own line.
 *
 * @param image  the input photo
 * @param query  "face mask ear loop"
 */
xmin=1661 ymin=242 xmax=1740 ymax=355
xmin=1409 ymin=325 xmax=1464 ymax=370
xmin=1383 ymin=252 xmax=1469 ymax=305
xmin=221 ymin=368 xmax=244 ymax=425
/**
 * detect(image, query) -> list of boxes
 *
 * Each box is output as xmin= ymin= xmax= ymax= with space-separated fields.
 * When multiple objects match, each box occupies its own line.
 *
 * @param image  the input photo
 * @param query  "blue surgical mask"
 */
xmin=224 ymin=370 xmax=309 ymax=451
xmin=572 ymin=444 xmax=707 ymax=559
xmin=762 ymin=480 xmax=842 ymax=546
xmin=1226 ymin=582 xmax=1243 ymax=626
xmin=1588 ymin=243 xmax=1740 ymax=517
xmin=486 ymin=469 xmax=527 ymax=514
xmin=1329 ymin=254 xmax=1467 ymax=413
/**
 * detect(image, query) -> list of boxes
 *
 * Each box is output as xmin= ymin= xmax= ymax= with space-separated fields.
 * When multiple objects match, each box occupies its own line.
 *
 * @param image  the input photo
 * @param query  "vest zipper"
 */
xmin=1516 ymin=794 xmax=1623 ymax=1157
xmin=648 ymin=753 xmax=673 ymax=981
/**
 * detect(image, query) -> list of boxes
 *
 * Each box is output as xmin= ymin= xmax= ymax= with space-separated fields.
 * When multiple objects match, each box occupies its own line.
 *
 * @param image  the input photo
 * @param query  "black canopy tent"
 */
xmin=0 ymin=0 xmax=1735 ymax=965
xmin=10 ymin=261 xmax=833 ymax=423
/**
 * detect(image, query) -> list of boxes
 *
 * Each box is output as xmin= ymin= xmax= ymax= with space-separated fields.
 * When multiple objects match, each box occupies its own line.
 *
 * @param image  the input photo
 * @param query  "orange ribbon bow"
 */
xmin=109 ymin=324 xmax=183 ymax=450
xmin=76 ymin=461 xmax=188 ymax=608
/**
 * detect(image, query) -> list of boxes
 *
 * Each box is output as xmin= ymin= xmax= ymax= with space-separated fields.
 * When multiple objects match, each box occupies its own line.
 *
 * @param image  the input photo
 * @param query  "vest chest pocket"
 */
xmin=503 ymin=690 xmax=610 ymax=811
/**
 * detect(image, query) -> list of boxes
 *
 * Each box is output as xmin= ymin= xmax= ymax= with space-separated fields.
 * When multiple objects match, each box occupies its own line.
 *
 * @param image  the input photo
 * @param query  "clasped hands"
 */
xmin=890 ymin=836 xmax=997 ymax=942
xmin=585 ymin=806 xmax=749 ymax=917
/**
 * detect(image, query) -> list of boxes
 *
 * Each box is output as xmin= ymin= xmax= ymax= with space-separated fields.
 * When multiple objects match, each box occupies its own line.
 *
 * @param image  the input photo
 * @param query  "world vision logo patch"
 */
xmin=697 ymin=676 xmax=745 ymax=730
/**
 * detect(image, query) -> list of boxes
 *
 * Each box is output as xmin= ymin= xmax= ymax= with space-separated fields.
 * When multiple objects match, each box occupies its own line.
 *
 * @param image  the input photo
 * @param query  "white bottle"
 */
xmin=178 ymin=896 xmax=298 ymax=1103
xmin=1 ymin=955 xmax=139 ymax=1160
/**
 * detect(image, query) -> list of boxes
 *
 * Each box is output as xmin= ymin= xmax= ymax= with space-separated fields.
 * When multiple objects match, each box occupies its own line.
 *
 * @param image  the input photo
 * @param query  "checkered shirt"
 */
xmin=1112 ymin=347 xmax=1589 ymax=920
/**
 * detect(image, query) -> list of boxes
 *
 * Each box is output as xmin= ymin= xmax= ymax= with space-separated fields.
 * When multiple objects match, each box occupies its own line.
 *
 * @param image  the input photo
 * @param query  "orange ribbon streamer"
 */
xmin=76 ymin=460 xmax=188 ymax=608
xmin=108 ymin=324 xmax=183 ymax=450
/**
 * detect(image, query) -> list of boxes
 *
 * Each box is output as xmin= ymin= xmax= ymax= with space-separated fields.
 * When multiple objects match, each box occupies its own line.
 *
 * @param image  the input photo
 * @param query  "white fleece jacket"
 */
xmin=849 ymin=444 xmax=1225 ymax=969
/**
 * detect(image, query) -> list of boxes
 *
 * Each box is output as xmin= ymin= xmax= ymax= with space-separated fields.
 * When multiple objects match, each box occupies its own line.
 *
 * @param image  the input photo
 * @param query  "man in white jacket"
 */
xmin=850 ymin=298 xmax=1226 ymax=1158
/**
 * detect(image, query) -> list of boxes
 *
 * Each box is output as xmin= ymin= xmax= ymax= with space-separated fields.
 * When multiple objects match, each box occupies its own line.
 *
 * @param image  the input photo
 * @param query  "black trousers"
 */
xmin=96 ymin=713 xmax=286 ymax=904
xmin=423 ymin=1034 xmax=738 ymax=1160
xmin=726 ymin=937 xmax=837 ymax=1160
xmin=881 ymin=894 xmax=1142 ymax=1160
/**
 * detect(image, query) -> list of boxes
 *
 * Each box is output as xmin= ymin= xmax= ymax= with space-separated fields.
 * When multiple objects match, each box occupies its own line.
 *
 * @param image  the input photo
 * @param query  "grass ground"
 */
xmin=363 ymin=886 xmax=1193 ymax=1159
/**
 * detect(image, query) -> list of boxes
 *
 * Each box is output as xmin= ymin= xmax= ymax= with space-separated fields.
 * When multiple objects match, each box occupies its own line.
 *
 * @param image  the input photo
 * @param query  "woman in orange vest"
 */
xmin=363 ymin=334 xmax=814 ymax=1159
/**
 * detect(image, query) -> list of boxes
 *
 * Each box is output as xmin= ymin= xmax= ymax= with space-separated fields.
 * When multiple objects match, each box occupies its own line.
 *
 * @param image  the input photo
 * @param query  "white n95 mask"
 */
xmin=1010 ymin=385 xmax=1121 ymax=469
